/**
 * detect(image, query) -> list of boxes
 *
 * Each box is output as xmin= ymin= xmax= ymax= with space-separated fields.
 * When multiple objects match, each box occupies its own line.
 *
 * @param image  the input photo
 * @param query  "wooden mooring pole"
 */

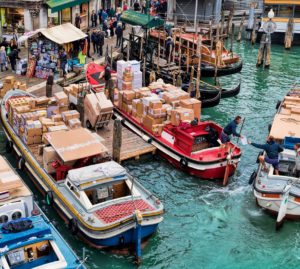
xmin=237 ymin=12 xmax=246 ymax=42
xmin=256 ymin=33 xmax=271 ymax=68
xmin=284 ymin=18 xmax=294 ymax=49
xmin=113 ymin=119 xmax=122 ymax=163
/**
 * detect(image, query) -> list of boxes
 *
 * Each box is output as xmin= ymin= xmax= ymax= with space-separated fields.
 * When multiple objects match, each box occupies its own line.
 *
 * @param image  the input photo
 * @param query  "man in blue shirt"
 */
xmin=221 ymin=116 xmax=243 ymax=143
xmin=249 ymin=136 xmax=283 ymax=175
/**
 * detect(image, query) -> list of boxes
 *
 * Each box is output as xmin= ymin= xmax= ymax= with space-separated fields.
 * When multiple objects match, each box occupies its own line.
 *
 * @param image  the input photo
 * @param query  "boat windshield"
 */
xmin=84 ymin=180 xmax=131 ymax=206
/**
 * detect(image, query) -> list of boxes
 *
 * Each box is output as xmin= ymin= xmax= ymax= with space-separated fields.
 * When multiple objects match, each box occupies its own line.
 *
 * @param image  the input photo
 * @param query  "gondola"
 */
xmin=199 ymin=60 xmax=243 ymax=77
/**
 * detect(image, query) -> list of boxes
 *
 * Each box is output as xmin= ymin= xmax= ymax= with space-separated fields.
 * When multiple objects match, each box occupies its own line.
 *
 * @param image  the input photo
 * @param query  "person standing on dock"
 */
xmin=221 ymin=116 xmax=243 ymax=143
xmin=115 ymin=22 xmax=123 ymax=48
xmin=248 ymin=136 xmax=283 ymax=175
xmin=91 ymin=10 xmax=97 ymax=28
xmin=166 ymin=36 xmax=174 ymax=63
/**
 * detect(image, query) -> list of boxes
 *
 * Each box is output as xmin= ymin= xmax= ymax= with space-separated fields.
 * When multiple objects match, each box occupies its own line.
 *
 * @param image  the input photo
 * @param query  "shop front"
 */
xmin=47 ymin=0 xmax=91 ymax=30
xmin=18 ymin=23 xmax=87 ymax=79
xmin=0 ymin=7 xmax=25 ymax=34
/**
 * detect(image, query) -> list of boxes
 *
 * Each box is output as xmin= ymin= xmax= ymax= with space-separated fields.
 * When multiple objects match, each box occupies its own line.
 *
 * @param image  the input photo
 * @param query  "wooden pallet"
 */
xmin=97 ymin=121 xmax=156 ymax=162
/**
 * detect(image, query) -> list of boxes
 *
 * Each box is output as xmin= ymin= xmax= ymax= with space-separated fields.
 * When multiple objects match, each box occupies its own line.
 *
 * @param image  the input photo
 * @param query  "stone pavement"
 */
xmin=0 ymin=30 xmax=124 ymax=96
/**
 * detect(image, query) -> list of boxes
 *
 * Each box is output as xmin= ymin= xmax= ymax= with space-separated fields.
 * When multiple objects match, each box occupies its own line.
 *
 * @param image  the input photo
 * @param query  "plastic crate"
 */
xmin=283 ymin=136 xmax=300 ymax=150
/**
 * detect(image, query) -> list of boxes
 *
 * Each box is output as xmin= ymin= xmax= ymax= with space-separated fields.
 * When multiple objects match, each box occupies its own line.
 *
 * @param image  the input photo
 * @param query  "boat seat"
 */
xmin=278 ymin=160 xmax=296 ymax=177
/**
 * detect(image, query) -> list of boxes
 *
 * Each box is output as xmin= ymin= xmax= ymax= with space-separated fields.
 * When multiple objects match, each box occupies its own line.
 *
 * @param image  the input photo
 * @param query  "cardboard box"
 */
xmin=51 ymin=114 xmax=63 ymax=122
xmin=85 ymin=106 xmax=98 ymax=127
xmin=162 ymin=92 xmax=180 ymax=104
xmin=171 ymin=108 xmax=194 ymax=126
xmin=84 ymin=93 xmax=100 ymax=116
xmin=148 ymin=108 xmax=167 ymax=119
xmin=61 ymin=110 xmax=80 ymax=122
xmin=122 ymin=81 xmax=133 ymax=91
xmin=34 ymin=135 xmax=42 ymax=144
xmin=4 ymin=76 xmax=15 ymax=84
xmin=152 ymin=124 xmax=164 ymax=136
xmin=43 ymin=146 xmax=58 ymax=173
xmin=95 ymin=92 xmax=113 ymax=113
xmin=68 ymin=118 xmax=81 ymax=129
xmin=19 ymin=83 xmax=27 ymax=91
xmin=26 ymin=127 xmax=42 ymax=137
xmin=149 ymin=100 xmax=163 ymax=109
xmin=180 ymin=98 xmax=201 ymax=120
xmin=54 ymin=92 xmax=68 ymax=107
xmin=48 ymin=125 xmax=68 ymax=132
xmin=24 ymin=135 xmax=34 ymax=145
xmin=142 ymin=115 xmax=163 ymax=131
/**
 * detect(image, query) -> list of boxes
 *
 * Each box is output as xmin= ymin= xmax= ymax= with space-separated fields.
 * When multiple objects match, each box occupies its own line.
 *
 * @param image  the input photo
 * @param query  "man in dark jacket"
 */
xmin=98 ymin=9 xmax=103 ymax=25
xmin=115 ymin=22 xmax=123 ymax=48
xmin=97 ymin=31 xmax=105 ymax=56
xmin=165 ymin=36 xmax=174 ymax=63
xmin=133 ymin=1 xmax=141 ymax=11
xmin=102 ymin=20 xmax=109 ymax=38
xmin=8 ymin=49 xmax=20 ymax=72
xmin=249 ymin=136 xmax=283 ymax=175
xmin=91 ymin=29 xmax=98 ymax=54
xmin=221 ymin=116 xmax=243 ymax=143
xmin=75 ymin=13 xmax=81 ymax=28
xmin=91 ymin=10 xmax=97 ymax=27
xmin=59 ymin=48 xmax=67 ymax=76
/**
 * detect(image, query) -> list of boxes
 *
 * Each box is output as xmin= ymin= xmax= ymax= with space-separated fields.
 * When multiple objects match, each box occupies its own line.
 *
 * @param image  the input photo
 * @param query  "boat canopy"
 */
xmin=0 ymin=216 xmax=52 ymax=251
xmin=67 ymin=161 xmax=127 ymax=187
xmin=121 ymin=10 xmax=164 ymax=29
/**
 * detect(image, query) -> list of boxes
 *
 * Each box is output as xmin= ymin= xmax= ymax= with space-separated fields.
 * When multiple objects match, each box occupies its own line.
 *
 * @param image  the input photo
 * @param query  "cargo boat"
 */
xmin=0 ymin=90 xmax=164 ymax=254
xmin=0 ymin=156 xmax=84 ymax=269
xmin=250 ymin=87 xmax=300 ymax=228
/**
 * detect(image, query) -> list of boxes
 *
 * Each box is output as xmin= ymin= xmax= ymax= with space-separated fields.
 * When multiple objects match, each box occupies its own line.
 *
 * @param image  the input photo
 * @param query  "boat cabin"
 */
xmin=0 ymin=216 xmax=68 ymax=269
xmin=64 ymin=161 xmax=138 ymax=211
xmin=0 ymin=157 xmax=34 ymax=224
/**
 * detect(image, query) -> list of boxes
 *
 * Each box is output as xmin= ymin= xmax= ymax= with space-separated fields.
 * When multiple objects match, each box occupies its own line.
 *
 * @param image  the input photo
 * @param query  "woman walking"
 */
xmin=0 ymin=46 xmax=8 ymax=72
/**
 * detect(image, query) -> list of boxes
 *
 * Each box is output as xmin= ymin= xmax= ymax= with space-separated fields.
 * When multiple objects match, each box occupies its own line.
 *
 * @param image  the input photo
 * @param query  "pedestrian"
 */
xmin=294 ymin=143 xmax=300 ymax=177
xmin=0 ymin=46 xmax=8 ymax=72
xmin=86 ymin=29 xmax=91 ymax=58
xmin=0 ymin=37 xmax=8 ymax=51
xmin=133 ymin=1 xmax=141 ymax=11
xmin=220 ymin=116 xmax=243 ymax=143
xmin=109 ymin=18 xmax=115 ymax=38
xmin=75 ymin=13 xmax=81 ymax=28
xmin=101 ymin=10 xmax=108 ymax=24
xmin=91 ymin=29 xmax=98 ymax=54
xmin=141 ymin=0 xmax=146 ymax=14
xmin=115 ymin=22 xmax=123 ymax=48
xmin=91 ymin=10 xmax=97 ymax=27
xmin=98 ymin=9 xmax=103 ymax=25
xmin=123 ymin=1 xmax=128 ymax=11
xmin=99 ymin=65 xmax=112 ymax=89
xmin=248 ymin=136 xmax=283 ymax=175
xmin=9 ymin=39 xmax=18 ymax=52
xmin=165 ymin=36 xmax=174 ymax=62
xmin=102 ymin=20 xmax=109 ymax=38
xmin=8 ymin=48 xmax=20 ymax=72
xmin=97 ymin=31 xmax=105 ymax=57
xmin=59 ymin=48 xmax=67 ymax=76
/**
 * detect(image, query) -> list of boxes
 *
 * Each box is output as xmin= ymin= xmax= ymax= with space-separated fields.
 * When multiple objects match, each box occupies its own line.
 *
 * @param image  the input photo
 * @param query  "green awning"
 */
xmin=47 ymin=0 xmax=89 ymax=13
xmin=121 ymin=10 xmax=164 ymax=29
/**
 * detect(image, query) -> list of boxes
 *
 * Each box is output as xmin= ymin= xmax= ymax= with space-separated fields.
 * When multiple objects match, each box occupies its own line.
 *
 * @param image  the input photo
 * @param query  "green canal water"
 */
xmin=1 ymin=40 xmax=300 ymax=269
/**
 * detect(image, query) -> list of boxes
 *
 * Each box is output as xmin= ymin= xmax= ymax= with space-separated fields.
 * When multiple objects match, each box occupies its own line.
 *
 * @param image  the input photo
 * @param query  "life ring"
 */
xmin=5 ymin=140 xmax=13 ymax=153
xmin=275 ymin=100 xmax=281 ymax=110
xmin=180 ymin=157 xmax=188 ymax=167
xmin=31 ymin=209 xmax=40 ymax=216
xmin=248 ymin=171 xmax=257 ymax=185
xmin=45 ymin=191 xmax=54 ymax=206
xmin=256 ymin=151 xmax=264 ymax=164
xmin=68 ymin=218 xmax=79 ymax=235
xmin=17 ymin=157 xmax=25 ymax=171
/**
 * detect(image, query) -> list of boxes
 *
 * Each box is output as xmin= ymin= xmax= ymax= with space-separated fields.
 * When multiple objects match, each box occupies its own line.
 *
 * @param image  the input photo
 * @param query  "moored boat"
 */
xmin=250 ymin=87 xmax=300 ymax=228
xmin=0 ymin=90 xmax=164 ymax=257
xmin=0 ymin=156 xmax=84 ymax=269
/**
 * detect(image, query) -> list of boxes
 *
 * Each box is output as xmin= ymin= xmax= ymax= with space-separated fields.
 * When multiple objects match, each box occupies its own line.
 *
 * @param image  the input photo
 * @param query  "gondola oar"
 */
xmin=276 ymin=184 xmax=292 ymax=231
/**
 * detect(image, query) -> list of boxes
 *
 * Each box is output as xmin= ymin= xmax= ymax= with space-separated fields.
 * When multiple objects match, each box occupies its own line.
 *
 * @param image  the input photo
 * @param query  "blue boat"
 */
xmin=0 ymin=156 xmax=86 ymax=269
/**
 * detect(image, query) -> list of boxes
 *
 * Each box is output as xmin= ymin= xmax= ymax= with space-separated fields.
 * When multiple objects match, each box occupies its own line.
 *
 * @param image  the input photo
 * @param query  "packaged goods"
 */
xmin=51 ymin=114 xmax=63 ymax=122
xmin=54 ymin=92 xmax=68 ymax=107
xmin=142 ymin=96 xmax=160 ymax=107
xmin=122 ymin=81 xmax=133 ymax=91
xmin=152 ymin=124 xmax=164 ymax=136
xmin=68 ymin=118 xmax=81 ymax=129
xmin=95 ymin=92 xmax=113 ymax=113
xmin=84 ymin=93 xmax=100 ymax=116
xmin=14 ymin=105 xmax=31 ymax=114
xmin=43 ymin=146 xmax=59 ymax=173
xmin=149 ymin=100 xmax=162 ymax=109
xmin=142 ymin=115 xmax=163 ymax=131
xmin=61 ymin=110 xmax=80 ymax=122
xmin=171 ymin=108 xmax=194 ymax=126
xmin=180 ymin=98 xmax=201 ymax=120
xmin=47 ymin=125 xmax=68 ymax=132
xmin=4 ymin=76 xmax=15 ymax=84
xmin=148 ymin=108 xmax=167 ymax=119
xmin=33 ymin=135 xmax=42 ymax=144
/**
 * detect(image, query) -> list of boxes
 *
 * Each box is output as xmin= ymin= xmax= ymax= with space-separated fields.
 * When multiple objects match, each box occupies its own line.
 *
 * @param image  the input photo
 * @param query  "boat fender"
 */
xmin=31 ymin=209 xmax=40 ymax=216
xmin=142 ymin=135 xmax=152 ymax=143
xmin=121 ymin=118 xmax=126 ymax=125
xmin=69 ymin=218 xmax=79 ymax=235
xmin=248 ymin=171 xmax=257 ymax=185
xmin=112 ymin=114 xmax=117 ymax=120
xmin=45 ymin=191 xmax=54 ymax=206
xmin=275 ymin=100 xmax=281 ymax=110
xmin=180 ymin=157 xmax=188 ymax=167
xmin=17 ymin=157 xmax=25 ymax=171
xmin=256 ymin=151 xmax=264 ymax=164
xmin=5 ymin=140 xmax=13 ymax=154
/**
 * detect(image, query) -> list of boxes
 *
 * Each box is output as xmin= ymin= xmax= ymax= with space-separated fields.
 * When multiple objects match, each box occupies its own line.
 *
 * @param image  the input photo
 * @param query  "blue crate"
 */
xmin=283 ymin=136 xmax=300 ymax=150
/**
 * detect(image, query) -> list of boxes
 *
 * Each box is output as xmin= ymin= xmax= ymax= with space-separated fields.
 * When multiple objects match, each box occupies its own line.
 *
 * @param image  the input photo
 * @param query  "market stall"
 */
xmin=18 ymin=23 xmax=87 ymax=79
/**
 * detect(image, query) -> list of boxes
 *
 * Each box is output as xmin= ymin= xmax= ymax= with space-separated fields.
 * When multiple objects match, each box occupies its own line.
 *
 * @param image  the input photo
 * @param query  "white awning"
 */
xmin=18 ymin=23 xmax=87 ymax=45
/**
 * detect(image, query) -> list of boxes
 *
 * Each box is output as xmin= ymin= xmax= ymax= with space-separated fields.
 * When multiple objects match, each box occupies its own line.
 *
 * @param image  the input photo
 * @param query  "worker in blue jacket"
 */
xmin=221 ymin=116 xmax=243 ymax=143
xmin=248 ymin=136 xmax=283 ymax=175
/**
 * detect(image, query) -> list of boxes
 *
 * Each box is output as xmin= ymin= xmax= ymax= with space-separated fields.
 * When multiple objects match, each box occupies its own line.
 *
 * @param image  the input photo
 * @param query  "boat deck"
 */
xmin=97 ymin=121 xmax=156 ymax=162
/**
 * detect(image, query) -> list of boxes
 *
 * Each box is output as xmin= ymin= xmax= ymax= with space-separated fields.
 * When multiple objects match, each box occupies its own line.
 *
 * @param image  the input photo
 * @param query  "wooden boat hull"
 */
xmin=114 ymin=109 xmax=241 ymax=180
xmin=0 ymin=92 xmax=163 ymax=250
xmin=199 ymin=60 xmax=243 ymax=77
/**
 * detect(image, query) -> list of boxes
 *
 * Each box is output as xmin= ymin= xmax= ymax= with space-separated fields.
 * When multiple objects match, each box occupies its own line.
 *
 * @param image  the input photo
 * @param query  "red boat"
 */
xmin=86 ymin=63 xmax=242 ymax=182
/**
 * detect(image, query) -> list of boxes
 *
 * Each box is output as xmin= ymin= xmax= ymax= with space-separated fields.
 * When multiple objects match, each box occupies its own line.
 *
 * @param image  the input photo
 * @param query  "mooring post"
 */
xmin=78 ymin=93 xmax=85 ymax=125
xmin=113 ymin=119 xmax=122 ymax=163
xmin=237 ymin=12 xmax=246 ymax=42
xmin=247 ymin=2 xmax=255 ymax=40
xmin=220 ymin=10 xmax=225 ymax=37
xmin=256 ymin=33 xmax=266 ymax=67
xmin=251 ymin=16 xmax=257 ymax=45
xmin=264 ymin=33 xmax=271 ymax=68
xmin=134 ymin=210 xmax=143 ymax=265
xmin=284 ymin=18 xmax=294 ymax=49
xmin=226 ymin=8 xmax=234 ymax=38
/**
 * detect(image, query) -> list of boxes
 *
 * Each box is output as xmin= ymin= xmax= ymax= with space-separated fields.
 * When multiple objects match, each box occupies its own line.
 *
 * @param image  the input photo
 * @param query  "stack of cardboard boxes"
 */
xmin=116 ymin=80 xmax=201 ymax=136
xmin=117 ymin=60 xmax=142 ymax=91
xmin=84 ymin=92 xmax=113 ymax=127
xmin=0 ymin=76 xmax=27 ymax=98
xmin=54 ymin=92 xmax=69 ymax=113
